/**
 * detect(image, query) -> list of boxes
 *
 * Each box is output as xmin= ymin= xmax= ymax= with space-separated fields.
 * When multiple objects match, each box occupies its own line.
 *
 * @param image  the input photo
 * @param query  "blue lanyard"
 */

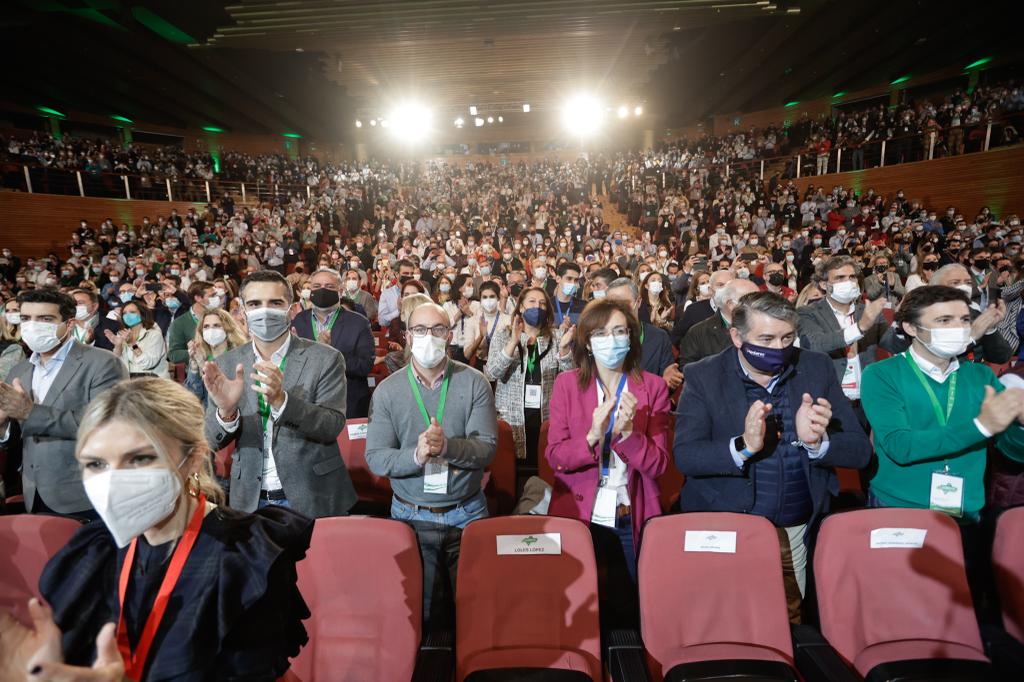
xmin=601 ymin=374 xmax=628 ymax=476
xmin=484 ymin=313 xmax=499 ymax=342
xmin=555 ymin=297 xmax=569 ymax=322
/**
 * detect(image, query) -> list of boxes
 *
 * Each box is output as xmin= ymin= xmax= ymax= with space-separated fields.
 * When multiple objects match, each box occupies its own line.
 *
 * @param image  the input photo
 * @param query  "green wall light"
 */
xmin=36 ymin=106 xmax=66 ymax=118
xmin=110 ymin=115 xmax=134 ymax=124
xmin=784 ymin=101 xmax=799 ymax=108
xmin=890 ymin=75 xmax=911 ymax=86
xmin=965 ymin=56 xmax=993 ymax=70
xmin=202 ymin=126 xmax=225 ymax=133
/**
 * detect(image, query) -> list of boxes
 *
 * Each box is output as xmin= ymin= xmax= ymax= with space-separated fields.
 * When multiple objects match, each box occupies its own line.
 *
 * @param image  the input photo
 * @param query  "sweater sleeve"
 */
xmin=861 ymin=362 xmax=989 ymax=465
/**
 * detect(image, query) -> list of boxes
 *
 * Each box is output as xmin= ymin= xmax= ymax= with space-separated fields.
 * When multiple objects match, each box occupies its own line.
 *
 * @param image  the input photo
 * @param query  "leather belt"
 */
xmin=259 ymin=489 xmax=287 ymax=501
xmin=394 ymin=492 xmax=470 ymax=515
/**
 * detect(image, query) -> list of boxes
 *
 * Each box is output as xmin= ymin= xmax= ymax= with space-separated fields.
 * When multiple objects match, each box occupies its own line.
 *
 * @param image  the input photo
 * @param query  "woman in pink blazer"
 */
xmin=545 ymin=298 xmax=672 ymax=577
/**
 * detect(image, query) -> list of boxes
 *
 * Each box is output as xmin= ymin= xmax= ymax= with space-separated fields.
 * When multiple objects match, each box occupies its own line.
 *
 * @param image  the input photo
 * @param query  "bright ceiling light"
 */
xmin=469 ymin=105 xmax=478 ymax=115
xmin=487 ymin=116 xmax=494 ymax=123
xmin=454 ymin=117 xmax=465 ymax=128
xmin=497 ymin=116 xmax=504 ymax=123
xmin=355 ymin=120 xmax=362 ymax=128
xmin=617 ymin=105 xmax=629 ymax=119
xmin=561 ymin=93 xmax=605 ymax=136
xmin=522 ymin=103 xmax=530 ymax=113
xmin=386 ymin=102 xmax=432 ymax=142
xmin=369 ymin=119 xmax=377 ymax=127
xmin=474 ymin=117 xmax=484 ymax=127
xmin=634 ymin=106 xmax=643 ymax=116
xmin=380 ymin=119 xmax=390 ymax=128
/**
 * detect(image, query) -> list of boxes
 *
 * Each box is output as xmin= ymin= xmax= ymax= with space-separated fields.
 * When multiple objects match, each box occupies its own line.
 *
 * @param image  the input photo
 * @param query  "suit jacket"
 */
xmin=670 ymin=299 xmax=713 ymax=348
xmin=879 ymin=306 xmax=1013 ymax=364
xmin=679 ymin=312 xmax=731 ymax=367
xmin=204 ymin=335 xmax=356 ymax=518
xmin=674 ymin=346 xmax=871 ymax=527
xmin=798 ymin=298 xmax=891 ymax=384
xmin=291 ymin=307 xmax=374 ymax=418
xmin=640 ymin=322 xmax=675 ymax=377
xmin=546 ymin=369 xmax=671 ymax=547
xmin=90 ymin=315 xmax=121 ymax=352
xmin=3 ymin=342 xmax=127 ymax=513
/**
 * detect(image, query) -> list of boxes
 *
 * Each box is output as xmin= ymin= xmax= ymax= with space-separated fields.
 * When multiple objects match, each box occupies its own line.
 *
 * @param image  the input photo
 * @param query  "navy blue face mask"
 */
xmin=741 ymin=341 xmax=796 ymax=375
xmin=522 ymin=306 xmax=547 ymax=327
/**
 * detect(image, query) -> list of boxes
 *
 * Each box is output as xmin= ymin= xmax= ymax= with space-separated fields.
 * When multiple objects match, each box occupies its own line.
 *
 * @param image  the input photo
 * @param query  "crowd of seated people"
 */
xmin=2 ymin=139 xmax=1024 ymax=679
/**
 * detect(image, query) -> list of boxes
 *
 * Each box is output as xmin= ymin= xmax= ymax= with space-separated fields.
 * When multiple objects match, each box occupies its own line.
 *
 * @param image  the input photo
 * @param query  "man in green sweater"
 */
xmin=862 ymin=285 xmax=1024 ymax=521
xmin=166 ymin=281 xmax=215 ymax=364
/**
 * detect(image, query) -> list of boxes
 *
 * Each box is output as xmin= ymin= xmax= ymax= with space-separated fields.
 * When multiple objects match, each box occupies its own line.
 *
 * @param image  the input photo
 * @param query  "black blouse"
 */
xmin=40 ymin=505 xmax=313 ymax=681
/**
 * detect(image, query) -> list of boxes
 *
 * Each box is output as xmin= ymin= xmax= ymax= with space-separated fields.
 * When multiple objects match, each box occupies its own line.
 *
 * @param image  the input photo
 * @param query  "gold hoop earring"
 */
xmin=187 ymin=472 xmax=201 ymax=498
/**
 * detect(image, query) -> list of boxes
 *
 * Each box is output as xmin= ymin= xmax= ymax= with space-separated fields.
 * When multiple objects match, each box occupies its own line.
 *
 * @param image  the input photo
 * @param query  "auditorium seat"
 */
xmin=287 ymin=517 xmax=423 ymax=682
xmin=656 ymin=415 xmax=684 ymax=513
xmin=0 ymin=515 xmax=81 ymax=625
xmin=336 ymin=417 xmax=392 ymax=511
xmin=537 ymin=420 xmax=553 ymax=485
xmin=485 ymin=420 xmax=518 ymax=515
xmin=214 ymin=441 xmax=235 ymax=481
xmin=815 ymin=508 xmax=996 ymax=681
xmin=638 ymin=512 xmax=799 ymax=681
xmin=992 ymin=506 xmax=1024 ymax=644
xmin=455 ymin=516 xmax=601 ymax=681
xmin=171 ymin=361 xmax=187 ymax=383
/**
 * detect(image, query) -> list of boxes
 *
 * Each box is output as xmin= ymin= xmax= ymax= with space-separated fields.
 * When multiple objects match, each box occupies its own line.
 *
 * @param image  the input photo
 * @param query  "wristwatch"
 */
xmin=735 ymin=436 xmax=754 ymax=460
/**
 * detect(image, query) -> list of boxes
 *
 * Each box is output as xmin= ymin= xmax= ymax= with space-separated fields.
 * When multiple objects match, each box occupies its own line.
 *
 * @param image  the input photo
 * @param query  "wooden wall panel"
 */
xmin=788 ymin=145 xmax=1024 ymax=219
xmin=0 ymin=193 xmax=207 ymax=257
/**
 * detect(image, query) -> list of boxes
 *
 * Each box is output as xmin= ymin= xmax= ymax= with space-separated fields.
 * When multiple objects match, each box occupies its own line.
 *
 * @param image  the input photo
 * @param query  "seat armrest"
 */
xmin=980 ymin=622 xmax=1024 ymax=679
xmin=791 ymin=624 xmax=861 ymax=682
xmin=413 ymin=630 xmax=455 ymax=682
xmin=606 ymin=629 xmax=651 ymax=682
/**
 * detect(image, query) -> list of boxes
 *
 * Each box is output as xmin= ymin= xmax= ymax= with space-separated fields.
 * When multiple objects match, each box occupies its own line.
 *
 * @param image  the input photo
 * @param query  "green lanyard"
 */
xmin=639 ymin=325 xmax=645 ymax=345
xmin=903 ymin=352 xmax=957 ymax=426
xmin=525 ymin=344 xmax=539 ymax=375
xmin=257 ymin=355 xmax=287 ymax=431
xmin=406 ymin=362 xmax=451 ymax=427
xmin=312 ymin=310 xmax=340 ymax=337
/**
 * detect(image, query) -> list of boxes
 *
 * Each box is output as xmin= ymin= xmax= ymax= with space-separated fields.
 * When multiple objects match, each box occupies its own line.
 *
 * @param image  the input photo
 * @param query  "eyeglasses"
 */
xmin=409 ymin=324 xmax=450 ymax=338
xmin=590 ymin=326 xmax=629 ymax=339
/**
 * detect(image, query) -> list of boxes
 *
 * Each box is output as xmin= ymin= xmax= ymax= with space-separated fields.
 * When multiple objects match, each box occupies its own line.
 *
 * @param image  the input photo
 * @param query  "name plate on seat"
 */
xmin=870 ymin=528 xmax=927 ymax=549
xmin=347 ymin=423 xmax=368 ymax=440
xmin=684 ymin=530 xmax=737 ymax=554
xmin=496 ymin=533 xmax=562 ymax=555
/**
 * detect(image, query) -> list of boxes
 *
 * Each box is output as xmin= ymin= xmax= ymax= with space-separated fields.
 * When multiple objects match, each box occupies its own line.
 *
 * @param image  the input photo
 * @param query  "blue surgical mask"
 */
xmin=522 ymin=306 xmax=547 ymax=328
xmin=165 ymin=297 xmax=181 ymax=310
xmin=122 ymin=312 xmax=143 ymax=328
xmin=561 ymin=281 xmax=577 ymax=297
xmin=119 ymin=291 xmax=134 ymax=303
xmin=740 ymin=341 xmax=796 ymax=375
xmin=591 ymin=334 xmax=630 ymax=369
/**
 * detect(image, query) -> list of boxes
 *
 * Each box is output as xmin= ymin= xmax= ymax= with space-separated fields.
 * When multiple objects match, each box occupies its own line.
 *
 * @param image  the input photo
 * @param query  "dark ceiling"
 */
xmin=2 ymin=0 xmax=1022 ymax=142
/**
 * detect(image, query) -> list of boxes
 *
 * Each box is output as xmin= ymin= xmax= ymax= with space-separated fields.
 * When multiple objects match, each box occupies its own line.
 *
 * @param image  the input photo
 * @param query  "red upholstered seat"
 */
xmin=638 ymin=512 xmax=795 ymax=680
xmin=455 ymin=516 xmax=601 ymax=681
xmin=485 ymin=420 xmax=517 ymax=515
xmin=993 ymin=506 xmax=1024 ymax=643
xmin=288 ymin=517 xmax=422 ymax=681
xmin=336 ymin=417 xmax=391 ymax=505
xmin=815 ymin=508 xmax=989 ymax=676
xmin=0 ymin=515 xmax=81 ymax=625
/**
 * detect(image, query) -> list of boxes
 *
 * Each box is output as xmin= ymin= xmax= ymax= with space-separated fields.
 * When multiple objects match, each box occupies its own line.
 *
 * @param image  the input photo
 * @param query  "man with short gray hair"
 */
xmin=675 ymin=291 xmax=870 ymax=621
xmin=606 ymin=277 xmax=681 ymax=391
xmin=679 ymin=278 xmax=760 ymax=367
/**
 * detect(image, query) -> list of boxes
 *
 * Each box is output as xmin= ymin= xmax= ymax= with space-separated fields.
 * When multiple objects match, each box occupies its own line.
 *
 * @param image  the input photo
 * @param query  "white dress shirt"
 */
xmin=0 ymin=335 xmax=75 ymax=443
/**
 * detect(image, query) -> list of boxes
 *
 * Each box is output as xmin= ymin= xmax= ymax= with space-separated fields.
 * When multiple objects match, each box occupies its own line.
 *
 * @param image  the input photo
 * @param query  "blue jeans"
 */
xmin=614 ymin=514 xmax=637 ymax=583
xmin=390 ymin=490 xmax=488 ymax=629
xmin=257 ymin=497 xmax=291 ymax=509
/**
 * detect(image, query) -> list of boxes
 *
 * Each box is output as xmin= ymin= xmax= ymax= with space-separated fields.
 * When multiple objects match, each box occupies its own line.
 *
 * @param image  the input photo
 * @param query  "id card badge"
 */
xmin=423 ymin=459 xmax=449 ymax=495
xmin=524 ymin=384 xmax=542 ymax=409
xmin=929 ymin=470 xmax=964 ymax=518
xmin=590 ymin=486 xmax=617 ymax=528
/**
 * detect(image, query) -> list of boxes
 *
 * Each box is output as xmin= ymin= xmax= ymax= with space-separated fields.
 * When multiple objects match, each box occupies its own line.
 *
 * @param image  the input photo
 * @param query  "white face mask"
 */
xmin=648 ymin=280 xmax=664 ymax=294
xmin=203 ymin=327 xmax=227 ymax=347
xmin=829 ymin=281 xmax=861 ymax=304
xmin=592 ymin=289 xmax=607 ymax=299
xmin=84 ymin=466 xmax=183 ymax=548
xmin=698 ymin=283 xmax=711 ymax=296
xmin=21 ymin=320 xmax=65 ymax=353
xmin=246 ymin=307 xmax=290 ymax=341
xmin=410 ymin=334 xmax=447 ymax=369
xmin=75 ymin=304 xmax=90 ymax=321
xmin=955 ymin=284 xmax=974 ymax=299
xmin=4 ymin=312 xmax=20 ymax=326
xmin=737 ymin=267 xmax=750 ymax=279
xmin=206 ymin=295 xmax=222 ymax=310
xmin=918 ymin=325 xmax=972 ymax=359
xmin=345 ymin=279 xmax=360 ymax=293
xmin=534 ymin=267 xmax=547 ymax=280
xmin=481 ymin=298 xmax=499 ymax=313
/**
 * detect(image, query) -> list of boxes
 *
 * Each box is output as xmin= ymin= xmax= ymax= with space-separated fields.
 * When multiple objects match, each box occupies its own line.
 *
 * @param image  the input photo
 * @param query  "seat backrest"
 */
xmin=455 ymin=516 xmax=601 ymax=681
xmin=537 ymin=420 xmax=553 ymax=485
xmin=290 ymin=517 xmax=422 ymax=682
xmin=992 ymin=506 xmax=1024 ymax=642
xmin=656 ymin=415 xmax=685 ymax=512
xmin=336 ymin=418 xmax=392 ymax=504
xmin=486 ymin=420 xmax=518 ymax=515
xmin=0 ymin=515 xmax=82 ymax=625
xmin=814 ymin=508 xmax=984 ymax=668
xmin=638 ymin=513 xmax=793 ymax=679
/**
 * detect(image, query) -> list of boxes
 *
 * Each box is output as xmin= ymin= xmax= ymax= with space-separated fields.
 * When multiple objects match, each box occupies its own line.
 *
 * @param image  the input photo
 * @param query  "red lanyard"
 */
xmin=117 ymin=494 xmax=207 ymax=681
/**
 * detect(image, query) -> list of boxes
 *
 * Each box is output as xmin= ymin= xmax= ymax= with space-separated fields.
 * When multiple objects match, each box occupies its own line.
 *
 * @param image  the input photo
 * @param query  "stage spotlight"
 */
xmin=634 ymin=106 xmax=643 ymax=116
xmin=617 ymin=105 xmax=629 ymax=119
xmin=355 ymin=120 xmax=362 ymax=128
xmin=454 ymin=117 xmax=465 ymax=128
xmin=498 ymin=116 xmax=504 ymax=123
xmin=474 ymin=117 xmax=484 ymax=127
xmin=487 ymin=116 xmax=494 ymax=123
xmin=469 ymin=105 xmax=478 ymax=115
xmin=561 ymin=93 xmax=605 ymax=136
xmin=369 ymin=119 xmax=377 ymax=126
xmin=386 ymin=102 xmax=432 ymax=142
xmin=380 ymin=119 xmax=390 ymax=128
xmin=522 ymin=103 xmax=530 ymax=113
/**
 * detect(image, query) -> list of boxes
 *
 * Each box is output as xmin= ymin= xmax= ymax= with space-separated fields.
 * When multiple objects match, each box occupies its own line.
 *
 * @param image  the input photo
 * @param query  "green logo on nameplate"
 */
xmin=522 ymin=536 xmax=538 ymax=546
xmin=938 ymin=482 xmax=958 ymax=494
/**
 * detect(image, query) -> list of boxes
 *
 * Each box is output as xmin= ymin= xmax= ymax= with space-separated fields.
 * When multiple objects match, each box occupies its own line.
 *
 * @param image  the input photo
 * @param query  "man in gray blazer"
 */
xmin=203 ymin=270 xmax=356 ymax=518
xmin=797 ymin=255 xmax=892 ymax=431
xmin=0 ymin=288 xmax=126 ymax=517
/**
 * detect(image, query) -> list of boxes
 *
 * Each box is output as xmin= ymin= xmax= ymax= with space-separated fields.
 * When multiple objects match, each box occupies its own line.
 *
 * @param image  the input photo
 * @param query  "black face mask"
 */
xmin=875 ymin=266 xmax=888 ymax=275
xmin=974 ymin=259 xmax=990 ymax=270
xmin=767 ymin=272 xmax=786 ymax=286
xmin=310 ymin=288 xmax=340 ymax=309
xmin=922 ymin=262 xmax=938 ymax=271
